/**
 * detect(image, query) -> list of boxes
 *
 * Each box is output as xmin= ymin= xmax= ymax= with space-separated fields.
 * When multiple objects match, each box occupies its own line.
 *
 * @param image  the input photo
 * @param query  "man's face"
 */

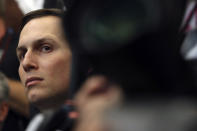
xmin=17 ymin=16 xmax=71 ymax=110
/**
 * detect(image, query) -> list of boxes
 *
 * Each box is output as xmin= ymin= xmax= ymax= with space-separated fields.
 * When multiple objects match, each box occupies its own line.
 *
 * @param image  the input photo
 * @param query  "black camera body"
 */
xmin=63 ymin=0 xmax=196 ymax=98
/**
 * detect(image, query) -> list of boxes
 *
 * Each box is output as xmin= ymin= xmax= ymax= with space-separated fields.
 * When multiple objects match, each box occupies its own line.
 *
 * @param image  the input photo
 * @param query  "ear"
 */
xmin=0 ymin=102 xmax=9 ymax=122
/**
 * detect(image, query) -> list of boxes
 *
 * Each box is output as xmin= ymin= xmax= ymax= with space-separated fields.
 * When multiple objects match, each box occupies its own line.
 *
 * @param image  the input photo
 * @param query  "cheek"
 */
xmin=18 ymin=65 xmax=25 ymax=84
xmin=46 ymin=58 xmax=71 ymax=93
xmin=44 ymin=56 xmax=71 ymax=80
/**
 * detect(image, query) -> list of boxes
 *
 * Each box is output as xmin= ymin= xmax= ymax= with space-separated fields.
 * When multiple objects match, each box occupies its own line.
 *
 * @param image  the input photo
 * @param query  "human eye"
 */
xmin=16 ymin=49 xmax=26 ymax=62
xmin=17 ymin=52 xmax=26 ymax=62
xmin=17 ymin=53 xmax=24 ymax=61
xmin=40 ymin=44 xmax=52 ymax=53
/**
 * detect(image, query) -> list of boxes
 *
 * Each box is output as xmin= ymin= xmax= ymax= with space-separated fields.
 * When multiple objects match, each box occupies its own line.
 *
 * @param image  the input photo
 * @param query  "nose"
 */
xmin=22 ymin=50 xmax=38 ymax=72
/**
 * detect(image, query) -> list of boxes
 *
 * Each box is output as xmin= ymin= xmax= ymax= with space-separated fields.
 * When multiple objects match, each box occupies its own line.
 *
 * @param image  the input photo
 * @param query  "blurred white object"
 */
xmin=25 ymin=113 xmax=44 ymax=131
xmin=181 ymin=29 xmax=197 ymax=60
xmin=14 ymin=0 xmax=44 ymax=14
xmin=184 ymin=44 xmax=197 ymax=59
xmin=181 ymin=0 xmax=197 ymax=32
xmin=105 ymin=98 xmax=197 ymax=131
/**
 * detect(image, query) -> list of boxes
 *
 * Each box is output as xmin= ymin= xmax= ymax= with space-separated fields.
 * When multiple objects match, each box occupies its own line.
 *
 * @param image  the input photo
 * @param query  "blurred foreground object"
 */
xmin=0 ymin=100 xmax=8 ymax=131
xmin=0 ymin=72 xmax=9 ymax=130
xmin=14 ymin=0 xmax=44 ymax=14
xmin=63 ymin=0 xmax=197 ymax=131
xmin=0 ymin=0 xmax=29 ymax=130
xmin=63 ymin=0 xmax=195 ymax=97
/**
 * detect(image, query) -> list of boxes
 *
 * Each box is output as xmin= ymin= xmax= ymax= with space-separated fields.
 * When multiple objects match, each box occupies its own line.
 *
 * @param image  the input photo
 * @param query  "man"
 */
xmin=17 ymin=9 xmax=73 ymax=130
xmin=17 ymin=8 xmax=71 ymax=111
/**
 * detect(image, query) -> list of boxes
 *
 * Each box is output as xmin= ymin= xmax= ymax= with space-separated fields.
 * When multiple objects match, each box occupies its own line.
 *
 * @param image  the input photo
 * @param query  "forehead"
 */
xmin=23 ymin=15 xmax=62 ymax=28
xmin=18 ymin=16 xmax=65 ymax=46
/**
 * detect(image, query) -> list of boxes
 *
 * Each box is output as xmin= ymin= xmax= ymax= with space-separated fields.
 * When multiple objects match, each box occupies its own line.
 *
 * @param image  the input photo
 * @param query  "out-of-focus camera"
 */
xmin=63 ymin=0 xmax=196 ymax=98
xmin=62 ymin=1 xmax=197 ymax=130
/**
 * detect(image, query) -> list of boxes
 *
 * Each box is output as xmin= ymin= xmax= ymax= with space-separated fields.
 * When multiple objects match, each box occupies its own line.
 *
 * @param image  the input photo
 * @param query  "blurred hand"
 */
xmin=74 ymin=75 xmax=122 ymax=131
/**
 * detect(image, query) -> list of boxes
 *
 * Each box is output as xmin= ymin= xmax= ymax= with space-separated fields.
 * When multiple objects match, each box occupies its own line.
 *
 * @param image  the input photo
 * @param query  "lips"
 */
xmin=25 ymin=77 xmax=43 ymax=88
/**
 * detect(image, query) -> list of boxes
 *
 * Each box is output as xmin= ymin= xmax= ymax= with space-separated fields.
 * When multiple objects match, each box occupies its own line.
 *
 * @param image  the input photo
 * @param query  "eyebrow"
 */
xmin=16 ymin=38 xmax=56 ymax=52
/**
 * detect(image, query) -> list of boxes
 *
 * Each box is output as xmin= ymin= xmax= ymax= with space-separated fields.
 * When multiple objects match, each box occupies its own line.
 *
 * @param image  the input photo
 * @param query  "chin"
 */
xmin=28 ymin=94 xmax=47 ymax=108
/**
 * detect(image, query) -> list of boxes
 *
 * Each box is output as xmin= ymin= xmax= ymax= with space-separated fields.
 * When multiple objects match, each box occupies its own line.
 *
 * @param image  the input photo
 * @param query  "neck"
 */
xmin=38 ymin=102 xmax=63 ymax=113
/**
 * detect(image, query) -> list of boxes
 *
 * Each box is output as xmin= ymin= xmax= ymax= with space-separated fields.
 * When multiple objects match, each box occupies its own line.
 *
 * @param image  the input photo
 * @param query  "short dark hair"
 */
xmin=20 ymin=8 xmax=63 ymax=33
